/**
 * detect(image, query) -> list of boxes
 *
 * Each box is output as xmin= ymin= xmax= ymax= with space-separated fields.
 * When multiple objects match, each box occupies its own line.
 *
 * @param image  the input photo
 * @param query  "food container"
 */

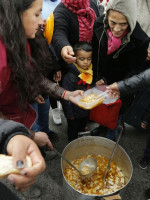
xmin=61 ymin=136 xmax=133 ymax=200
xmin=74 ymin=87 xmax=117 ymax=110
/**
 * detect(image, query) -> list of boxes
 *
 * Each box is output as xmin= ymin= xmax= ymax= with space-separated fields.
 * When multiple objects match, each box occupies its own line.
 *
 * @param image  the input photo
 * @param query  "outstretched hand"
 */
xmin=69 ymin=90 xmax=84 ymax=104
xmin=63 ymin=90 xmax=84 ymax=104
xmin=7 ymin=135 xmax=46 ymax=192
xmin=107 ymin=82 xmax=120 ymax=98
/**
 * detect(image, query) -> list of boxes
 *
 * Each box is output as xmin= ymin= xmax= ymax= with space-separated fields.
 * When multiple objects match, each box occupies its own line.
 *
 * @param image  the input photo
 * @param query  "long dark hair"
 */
xmin=0 ymin=0 xmax=54 ymax=107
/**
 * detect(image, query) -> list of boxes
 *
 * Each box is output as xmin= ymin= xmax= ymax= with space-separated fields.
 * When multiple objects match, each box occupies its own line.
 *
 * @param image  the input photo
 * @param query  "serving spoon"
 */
xmin=53 ymin=148 xmax=97 ymax=177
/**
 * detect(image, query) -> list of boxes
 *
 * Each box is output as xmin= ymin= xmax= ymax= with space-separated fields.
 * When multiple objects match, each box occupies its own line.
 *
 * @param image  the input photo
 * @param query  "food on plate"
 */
xmin=80 ymin=93 xmax=102 ymax=103
xmin=0 ymin=154 xmax=32 ymax=179
xmin=64 ymin=154 xmax=125 ymax=195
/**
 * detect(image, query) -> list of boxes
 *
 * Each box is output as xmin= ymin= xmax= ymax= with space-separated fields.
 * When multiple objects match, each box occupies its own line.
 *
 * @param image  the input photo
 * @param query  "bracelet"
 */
xmin=67 ymin=92 xmax=71 ymax=101
xmin=62 ymin=90 xmax=67 ymax=99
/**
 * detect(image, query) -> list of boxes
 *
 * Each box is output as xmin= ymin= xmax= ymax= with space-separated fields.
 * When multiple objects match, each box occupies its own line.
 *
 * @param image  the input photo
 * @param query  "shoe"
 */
xmin=52 ymin=108 xmax=62 ymax=125
xmin=78 ymin=131 xmax=91 ymax=138
xmin=47 ymin=130 xmax=59 ymax=142
xmin=139 ymin=157 xmax=150 ymax=169
xmin=145 ymin=188 xmax=150 ymax=199
xmin=91 ymin=126 xmax=107 ymax=137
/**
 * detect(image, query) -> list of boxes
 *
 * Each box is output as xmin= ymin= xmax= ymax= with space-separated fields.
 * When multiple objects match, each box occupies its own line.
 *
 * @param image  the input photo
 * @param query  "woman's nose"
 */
xmin=114 ymin=24 xmax=121 ymax=32
xmin=39 ymin=17 xmax=44 ymax=26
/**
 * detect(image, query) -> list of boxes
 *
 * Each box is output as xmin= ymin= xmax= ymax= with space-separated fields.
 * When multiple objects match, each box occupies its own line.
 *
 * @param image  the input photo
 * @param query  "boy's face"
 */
xmin=76 ymin=50 xmax=92 ymax=70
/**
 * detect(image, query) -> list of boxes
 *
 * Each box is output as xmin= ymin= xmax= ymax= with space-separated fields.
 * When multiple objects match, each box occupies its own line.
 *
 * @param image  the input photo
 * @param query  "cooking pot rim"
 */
xmin=61 ymin=136 xmax=133 ymax=198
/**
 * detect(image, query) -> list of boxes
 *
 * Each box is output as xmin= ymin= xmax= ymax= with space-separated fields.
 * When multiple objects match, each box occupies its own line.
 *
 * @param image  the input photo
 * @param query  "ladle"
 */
xmin=53 ymin=148 xmax=97 ymax=177
xmin=103 ymin=126 xmax=123 ymax=181
xmin=79 ymin=157 xmax=97 ymax=177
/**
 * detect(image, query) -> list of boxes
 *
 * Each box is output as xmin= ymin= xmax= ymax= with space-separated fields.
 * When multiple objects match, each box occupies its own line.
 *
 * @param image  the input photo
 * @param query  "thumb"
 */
xmin=68 ymin=46 xmax=74 ymax=56
xmin=12 ymin=144 xmax=27 ymax=170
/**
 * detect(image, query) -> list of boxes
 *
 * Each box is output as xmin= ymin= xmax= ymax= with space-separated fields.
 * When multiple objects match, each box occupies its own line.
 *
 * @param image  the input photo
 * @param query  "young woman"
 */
xmin=0 ymin=0 xmax=83 ymax=148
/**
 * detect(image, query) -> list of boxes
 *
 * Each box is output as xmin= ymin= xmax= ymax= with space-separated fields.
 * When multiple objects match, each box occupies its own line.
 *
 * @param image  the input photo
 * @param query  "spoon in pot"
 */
xmin=53 ymin=148 xmax=97 ymax=177
xmin=79 ymin=157 xmax=97 ymax=177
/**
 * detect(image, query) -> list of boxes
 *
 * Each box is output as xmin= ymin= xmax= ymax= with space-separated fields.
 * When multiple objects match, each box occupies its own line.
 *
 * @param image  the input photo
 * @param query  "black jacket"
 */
xmin=52 ymin=0 xmax=103 ymax=66
xmin=92 ymin=15 xmax=150 ymax=84
xmin=0 ymin=119 xmax=30 ymax=154
xmin=118 ymin=68 xmax=150 ymax=96
xmin=61 ymin=64 xmax=91 ymax=119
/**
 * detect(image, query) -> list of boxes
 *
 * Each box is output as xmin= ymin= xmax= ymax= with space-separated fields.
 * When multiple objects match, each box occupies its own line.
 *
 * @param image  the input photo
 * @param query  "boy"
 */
xmin=61 ymin=41 xmax=93 ymax=142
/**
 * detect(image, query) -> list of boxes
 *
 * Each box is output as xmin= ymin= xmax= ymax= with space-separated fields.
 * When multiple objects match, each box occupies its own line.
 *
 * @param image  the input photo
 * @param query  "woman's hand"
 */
xmin=6 ymin=135 xmax=46 ymax=192
xmin=33 ymin=132 xmax=53 ymax=150
xmin=107 ymin=82 xmax=120 ymax=98
xmin=96 ymin=79 xmax=105 ymax=86
xmin=61 ymin=46 xmax=76 ymax=64
xmin=34 ymin=95 xmax=45 ymax=104
xmin=63 ymin=90 xmax=84 ymax=104
xmin=53 ymin=71 xmax=62 ymax=82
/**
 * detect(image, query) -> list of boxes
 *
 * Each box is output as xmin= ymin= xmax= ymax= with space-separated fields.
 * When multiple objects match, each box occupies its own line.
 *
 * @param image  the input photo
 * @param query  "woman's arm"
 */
xmin=52 ymin=3 xmax=73 ymax=60
xmin=39 ymin=76 xmax=83 ymax=102
xmin=0 ymin=119 xmax=31 ymax=154
xmin=108 ymin=68 xmax=150 ymax=96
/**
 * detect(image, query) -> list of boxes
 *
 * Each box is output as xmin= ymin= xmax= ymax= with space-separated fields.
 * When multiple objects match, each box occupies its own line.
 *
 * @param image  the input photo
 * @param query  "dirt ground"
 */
xmin=2 ymin=109 xmax=150 ymax=200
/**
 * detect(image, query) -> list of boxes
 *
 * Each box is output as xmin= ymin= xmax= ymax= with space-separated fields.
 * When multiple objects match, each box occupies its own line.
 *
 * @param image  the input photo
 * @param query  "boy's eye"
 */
xmin=88 ymin=58 xmax=92 ymax=60
xmin=79 ymin=58 xmax=85 ymax=61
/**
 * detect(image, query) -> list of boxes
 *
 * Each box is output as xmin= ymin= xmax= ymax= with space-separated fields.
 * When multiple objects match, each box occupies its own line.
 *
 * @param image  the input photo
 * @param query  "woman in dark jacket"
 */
xmin=92 ymin=0 xmax=149 ymax=140
xmin=52 ymin=0 xmax=104 ymax=66
xmin=92 ymin=0 xmax=149 ymax=84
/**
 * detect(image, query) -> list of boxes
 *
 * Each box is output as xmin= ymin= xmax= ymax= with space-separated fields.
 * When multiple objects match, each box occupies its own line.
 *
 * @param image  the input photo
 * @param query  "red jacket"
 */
xmin=0 ymin=39 xmax=36 ymax=129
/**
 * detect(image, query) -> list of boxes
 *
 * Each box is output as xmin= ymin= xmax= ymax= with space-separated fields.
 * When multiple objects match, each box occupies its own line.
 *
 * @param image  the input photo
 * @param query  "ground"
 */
xmin=2 ymin=109 xmax=150 ymax=200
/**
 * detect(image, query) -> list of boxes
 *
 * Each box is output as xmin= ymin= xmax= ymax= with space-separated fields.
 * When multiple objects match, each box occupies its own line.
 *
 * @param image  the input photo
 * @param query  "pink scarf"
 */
xmin=107 ymin=29 xmax=128 ymax=55
xmin=61 ymin=0 xmax=96 ymax=42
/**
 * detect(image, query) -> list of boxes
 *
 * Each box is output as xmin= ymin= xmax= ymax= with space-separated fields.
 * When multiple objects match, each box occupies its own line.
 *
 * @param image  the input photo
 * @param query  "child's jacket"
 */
xmin=61 ymin=64 xmax=93 ymax=119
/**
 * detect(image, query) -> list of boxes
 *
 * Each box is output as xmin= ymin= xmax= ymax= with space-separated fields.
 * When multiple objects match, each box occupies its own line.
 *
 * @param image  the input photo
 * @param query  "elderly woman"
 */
xmin=92 ymin=0 xmax=150 ymax=140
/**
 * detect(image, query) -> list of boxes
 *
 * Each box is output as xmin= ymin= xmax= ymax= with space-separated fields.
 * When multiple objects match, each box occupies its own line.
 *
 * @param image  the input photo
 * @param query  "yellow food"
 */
xmin=80 ymin=94 xmax=101 ymax=103
xmin=64 ymin=154 xmax=125 ymax=195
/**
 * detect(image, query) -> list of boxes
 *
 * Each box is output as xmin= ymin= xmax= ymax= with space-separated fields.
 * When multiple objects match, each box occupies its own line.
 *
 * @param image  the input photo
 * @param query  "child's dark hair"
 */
xmin=73 ymin=41 xmax=93 ymax=55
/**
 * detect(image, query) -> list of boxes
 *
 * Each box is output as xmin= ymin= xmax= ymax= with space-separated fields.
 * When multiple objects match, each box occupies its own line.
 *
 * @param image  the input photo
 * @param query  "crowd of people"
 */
xmin=0 ymin=0 xmax=150 ymax=199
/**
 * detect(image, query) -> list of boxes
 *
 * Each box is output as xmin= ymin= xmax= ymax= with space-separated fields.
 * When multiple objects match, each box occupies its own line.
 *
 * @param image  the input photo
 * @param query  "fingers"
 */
xmin=96 ymin=79 xmax=105 ymax=86
xmin=46 ymin=139 xmax=53 ymax=150
xmin=35 ymin=95 xmax=45 ymax=104
xmin=7 ymin=135 xmax=28 ymax=169
xmin=8 ymin=173 xmax=36 ymax=192
xmin=7 ymin=135 xmax=46 ymax=192
xmin=61 ymin=46 xmax=76 ymax=63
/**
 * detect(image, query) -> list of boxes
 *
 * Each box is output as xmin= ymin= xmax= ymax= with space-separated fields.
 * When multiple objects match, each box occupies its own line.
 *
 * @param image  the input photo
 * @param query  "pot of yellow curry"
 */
xmin=61 ymin=136 xmax=132 ymax=200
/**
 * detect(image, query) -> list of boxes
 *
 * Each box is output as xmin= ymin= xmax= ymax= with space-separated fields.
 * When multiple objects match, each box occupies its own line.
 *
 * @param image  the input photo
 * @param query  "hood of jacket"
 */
xmin=104 ymin=0 xmax=138 ymax=43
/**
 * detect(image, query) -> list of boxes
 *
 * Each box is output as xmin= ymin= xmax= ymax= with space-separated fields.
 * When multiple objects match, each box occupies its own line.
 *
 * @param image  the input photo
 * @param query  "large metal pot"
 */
xmin=61 ymin=136 xmax=133 ymax=200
